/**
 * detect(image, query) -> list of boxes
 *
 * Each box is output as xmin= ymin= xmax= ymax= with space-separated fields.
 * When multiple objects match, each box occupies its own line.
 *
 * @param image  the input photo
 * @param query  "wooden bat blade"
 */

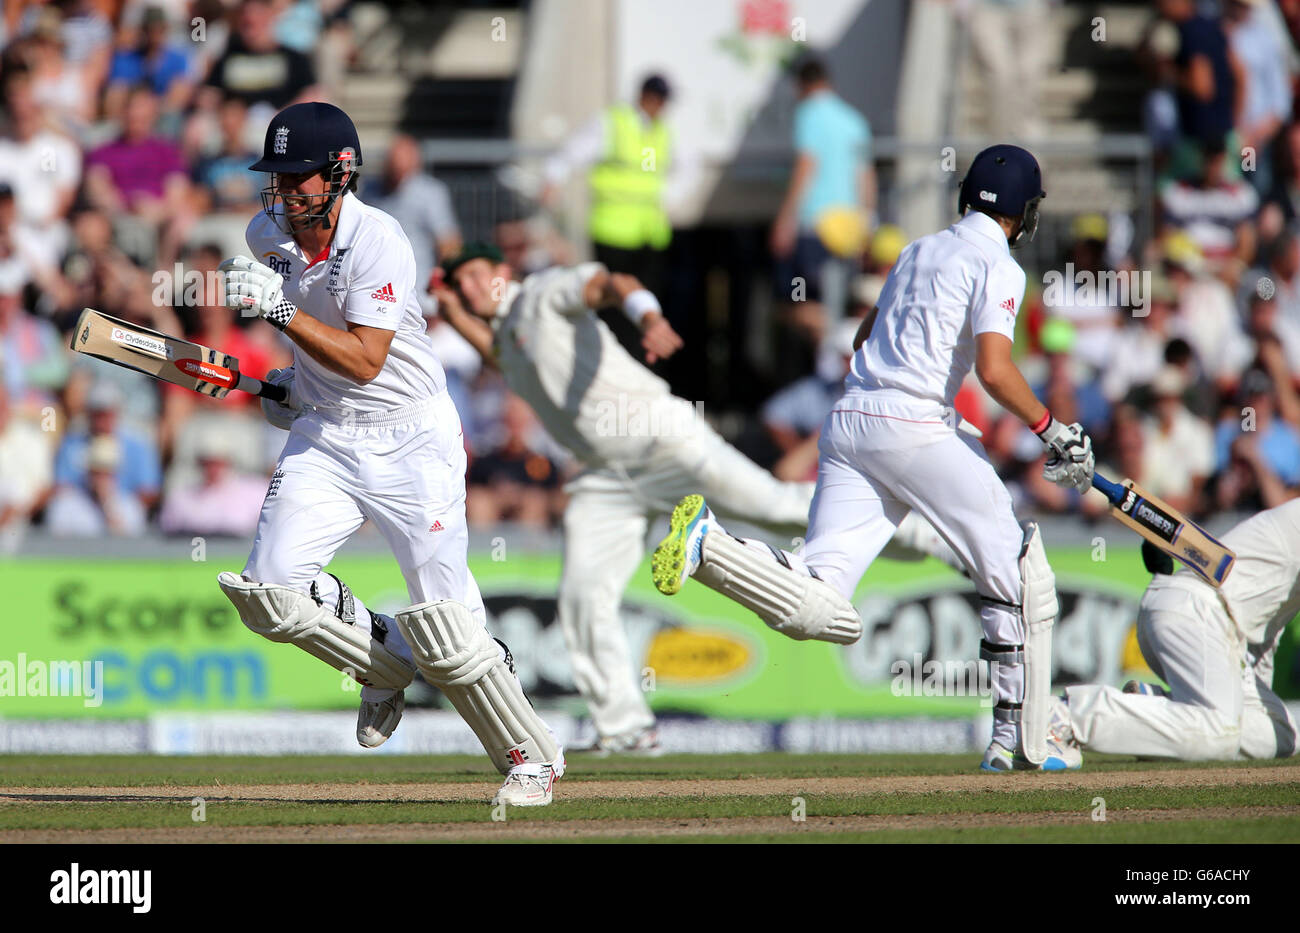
xmin=70 ymin=308 xmax=285 ymax=402
xmin=1091 ymin=472 xmax=1235 ymax=586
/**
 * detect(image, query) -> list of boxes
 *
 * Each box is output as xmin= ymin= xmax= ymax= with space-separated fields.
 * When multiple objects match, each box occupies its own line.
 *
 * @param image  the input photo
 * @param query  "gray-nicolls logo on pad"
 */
xmin=49 ymin=863 xmax=151 ymax=913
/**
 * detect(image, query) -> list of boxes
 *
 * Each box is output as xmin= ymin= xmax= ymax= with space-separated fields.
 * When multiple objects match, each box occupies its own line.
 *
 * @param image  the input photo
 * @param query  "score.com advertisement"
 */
xmin=7 ymin=547 xmax=1293 ymax=720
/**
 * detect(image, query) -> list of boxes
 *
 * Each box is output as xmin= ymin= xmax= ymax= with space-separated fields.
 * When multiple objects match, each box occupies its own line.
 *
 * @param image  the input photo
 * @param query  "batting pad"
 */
xmin=1018 ymin=522 xmax=1059 ymax=765
xmin=217 ymin=572 xmax=415 ymax=690
xmin=396 ymin=600 xmax=561 ymax=775
xmin=695 ymin=532 xmax=862 ymax=644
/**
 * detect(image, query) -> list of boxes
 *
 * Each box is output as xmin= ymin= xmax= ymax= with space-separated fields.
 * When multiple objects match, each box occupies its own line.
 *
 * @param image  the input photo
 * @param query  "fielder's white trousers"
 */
xmin=1065 ymin=580 xmax=1298 ymax=760
xmin=797 ymin=395 xmax=1029 ymax=747
xmin=244 ymin=392 xmax=487 ymax=697
xmin=560 ymin=419 xmax=813 ymax=740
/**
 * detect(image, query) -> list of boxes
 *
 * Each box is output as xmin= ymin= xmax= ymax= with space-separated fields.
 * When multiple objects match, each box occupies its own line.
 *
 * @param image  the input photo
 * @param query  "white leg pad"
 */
xmin=396 ymin=600 xmax=560 ymax=775
xmin=1018 ymin=522 xmax=1059 ymax=764
xmin=217 ymin=572 xmax=415 ymax=690
xmin=695 ymin=531 xmax=862 ymax=644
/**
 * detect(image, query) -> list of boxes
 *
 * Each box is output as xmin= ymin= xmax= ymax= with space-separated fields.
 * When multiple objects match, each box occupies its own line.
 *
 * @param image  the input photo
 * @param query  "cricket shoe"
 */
xmin=356 ymin=690 xmax=404 ymax=748
xmin=1122 ymin=680 xmax=1170 ymax=698
xmin=980 ymin=698 xmax=1082 ymax=772
xmin=492 ymin=754 xmax=566 ymax=807
xmin=652 ymin=494 xmax=715 ymax=595
xmin=588 ymin=727 xmax=665 ymax=758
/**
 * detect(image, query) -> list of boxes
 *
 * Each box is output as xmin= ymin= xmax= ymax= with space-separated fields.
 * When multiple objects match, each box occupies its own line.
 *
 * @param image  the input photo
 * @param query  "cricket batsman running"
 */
xmin=214 ymin=103 xmax=563 ymax=806
xmin=432 ymin=244 xmax=959 ymax=754
xmin=1053 ymin=503 xmax=1299 ymax=761
xmin=654 ymin=145 xmax=1095 ymax=771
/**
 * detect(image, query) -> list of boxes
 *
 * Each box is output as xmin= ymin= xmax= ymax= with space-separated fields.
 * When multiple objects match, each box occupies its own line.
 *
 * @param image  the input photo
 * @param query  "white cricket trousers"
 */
xmin=797 ymin=396 xmax=1029 ymax=747
xmin=243 ymin=392 xmax=487 ymax=696
xmin=1065 ymin=580 xmax=1297 ymax=760
xmin=559 ymin=419 xmax=813 ymax=740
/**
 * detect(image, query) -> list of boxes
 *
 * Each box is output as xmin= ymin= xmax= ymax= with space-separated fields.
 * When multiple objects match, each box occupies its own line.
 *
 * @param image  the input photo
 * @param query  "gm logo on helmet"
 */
xmin=979 ymin=190 xmax=998 ymax=203
xmin=262 ymin=252 xmax=292 ymax=276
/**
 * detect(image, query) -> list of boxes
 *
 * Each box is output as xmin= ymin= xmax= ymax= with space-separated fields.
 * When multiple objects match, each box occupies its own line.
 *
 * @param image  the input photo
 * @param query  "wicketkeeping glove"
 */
xmin=260 ymin=367 xmax=300 ymax=431
xmin=219 ymin=256 xmax=299 ymax=330
xmin=1035 ymin=415 xmax=1095 ymax=493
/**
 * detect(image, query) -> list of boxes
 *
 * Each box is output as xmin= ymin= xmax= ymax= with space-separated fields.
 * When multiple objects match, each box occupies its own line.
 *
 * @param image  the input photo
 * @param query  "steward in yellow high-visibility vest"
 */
xmin=587 ymin=102 xmax=672 ymax=251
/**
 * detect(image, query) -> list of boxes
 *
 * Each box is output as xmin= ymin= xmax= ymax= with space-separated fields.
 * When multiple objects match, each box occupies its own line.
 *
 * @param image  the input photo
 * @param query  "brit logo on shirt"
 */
xmin=262 ymin=252 xmax=292 ymax=276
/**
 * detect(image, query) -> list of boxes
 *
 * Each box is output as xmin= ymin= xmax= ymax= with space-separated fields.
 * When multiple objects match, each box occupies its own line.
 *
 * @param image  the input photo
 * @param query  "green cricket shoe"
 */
xmin=652 ymin=494 xmax=715 ymax=595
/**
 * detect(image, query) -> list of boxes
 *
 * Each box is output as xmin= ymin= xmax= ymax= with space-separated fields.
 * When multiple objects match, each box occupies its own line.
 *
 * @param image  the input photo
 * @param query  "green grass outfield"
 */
xmin=2 ymin=753 xmax=1297 ymax=843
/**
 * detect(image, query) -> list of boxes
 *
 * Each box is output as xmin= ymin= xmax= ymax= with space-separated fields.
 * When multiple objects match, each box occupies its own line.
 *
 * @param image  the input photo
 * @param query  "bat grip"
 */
xmin=258 ymin=382 xmax=288 ymax=404
xmin=1090 ymin=471 xmax=1125 ymax=506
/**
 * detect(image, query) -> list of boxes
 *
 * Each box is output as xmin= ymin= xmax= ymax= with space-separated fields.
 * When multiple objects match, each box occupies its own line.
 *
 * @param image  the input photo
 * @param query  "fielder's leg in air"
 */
xmin=655 ymin=145 xmax=1095 ymax=771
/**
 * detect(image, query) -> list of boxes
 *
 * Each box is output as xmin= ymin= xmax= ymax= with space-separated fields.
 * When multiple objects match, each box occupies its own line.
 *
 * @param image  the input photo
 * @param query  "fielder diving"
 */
xmin=1052 ymin=503 xmax=1299 ymax=761
xmin=654 ymin=145 xmax=1096 ymax=771
xmin=214 ymin=102 xmax=563 ymax=806
xmin=431 ymin=243 xmax=962 ymax=754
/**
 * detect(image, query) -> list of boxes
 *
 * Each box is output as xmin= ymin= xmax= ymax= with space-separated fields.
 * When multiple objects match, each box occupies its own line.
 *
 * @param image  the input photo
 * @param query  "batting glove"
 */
xmin=220 ymin=256 xmax=298 ymax=331
xmin=260 ymin=367 xmax=300 ymax=431
xmin=1035 ymin=415 xmax=1095 ymax=492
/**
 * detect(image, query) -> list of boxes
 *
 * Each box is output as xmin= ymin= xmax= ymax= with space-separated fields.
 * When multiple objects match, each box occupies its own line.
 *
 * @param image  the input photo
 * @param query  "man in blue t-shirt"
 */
xmin=104 ymin=6 xmax=192 ymax=119
xmin=771 ymin=57 xmax=873 ymax=335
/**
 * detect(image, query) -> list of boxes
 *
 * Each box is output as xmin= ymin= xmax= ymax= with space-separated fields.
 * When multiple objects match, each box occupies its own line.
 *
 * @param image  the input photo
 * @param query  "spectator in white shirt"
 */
xmin=1140 ymin=365 xmax=1215 ymax=512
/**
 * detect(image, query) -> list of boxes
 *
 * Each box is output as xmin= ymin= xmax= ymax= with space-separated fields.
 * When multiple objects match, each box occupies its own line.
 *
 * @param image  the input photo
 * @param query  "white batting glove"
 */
xmin=219 ymin=256 xmax=298 ymax=330
xmin=260 ymin=367 xmax=300 ymax=431
xmin=1035 ymin=416 xmax=1095 ymax=492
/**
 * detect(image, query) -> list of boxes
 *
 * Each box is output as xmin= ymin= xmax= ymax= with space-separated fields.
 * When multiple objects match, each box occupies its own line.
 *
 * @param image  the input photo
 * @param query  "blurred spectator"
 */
xmin=0 ymin=376 xmax=54 ymax=550
xmin=84 ymin=84 xmax=195 ymax=267
xmin=852 ymin=223 xmax=906 ymax=311
xmin=158 ymin=430 xmax=266 ymax=536
xmin=1159 ymin=135 xmax=1258 ymax=285
xmin=1253 ymin=229 xmax=1300 ymax=340
xmin=960 ymin=0 xmax=1049 ymax=140
xmin=203 ymin=0 xmax=317 ymax=112
xmin=45 ymin=434 xmax=147 ymax=537
xmin=1245 ymin=287 xmax=1300 ymax=378
xmin=466 ymin=393 xmax=564 ymax=528
xmin=1154 ymin=0 xmax=1242 ymax=166
xmin=54 ymin=381 xmax=161 ymax=511
xmin=1032 ymin=318 xmax=1112 ymax=437
xmin=1042 ymin=214 xmax=1122 ymax=371
xmin=0 ymin=260 xmax=67 ymax=409
xmin=191 ymin=96 xmax=263 ymax=214
xmin=0 ymin=69 xmax=81 ymax=269
xmin=762 ymin=316 xmax=857 ymax=481
xmin=771 ymin=57 xmax=873 ymax=336
xmin=1212 ymin=368 xmax=1300 ymax=509
xmin=20 ymin=7 xmax=95 ymax=134
xmin=1101 ymin=272 xmax=1180 ymax=403
xmin=1224 ymin=0 xmax=1292 ymax=198
xmin=51 ymin=207 xmax=145 ymax=324
xmin=105 ymin=5 xmax=195 ymax=122
xmin=1140 ymin=365 xmax=1215 ymax=513
xmin=366 ymin=134 xmax=462 ymax=299
xmin=1162 ymin=231 xmax=1254 ymax=392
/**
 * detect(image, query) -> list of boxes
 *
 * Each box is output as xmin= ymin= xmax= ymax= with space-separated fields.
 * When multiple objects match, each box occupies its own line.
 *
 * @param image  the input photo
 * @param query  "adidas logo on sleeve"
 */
xmin=370 ymin=283 xmax=397 ymax=302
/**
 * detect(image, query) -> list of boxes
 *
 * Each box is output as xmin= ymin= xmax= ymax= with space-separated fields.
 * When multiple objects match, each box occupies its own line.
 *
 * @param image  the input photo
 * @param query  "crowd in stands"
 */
xmin=1 ymin=0 xmax=1297 ymax=552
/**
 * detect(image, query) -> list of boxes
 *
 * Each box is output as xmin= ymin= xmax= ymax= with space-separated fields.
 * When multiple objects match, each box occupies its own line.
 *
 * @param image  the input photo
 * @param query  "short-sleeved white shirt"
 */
xmin=843 ymin=211 xmax=1026 ymax=410
xmin=245 ymin=192 xmax=446 ymax=413
xmin=490 ymin=263 xmax=687 ymax=466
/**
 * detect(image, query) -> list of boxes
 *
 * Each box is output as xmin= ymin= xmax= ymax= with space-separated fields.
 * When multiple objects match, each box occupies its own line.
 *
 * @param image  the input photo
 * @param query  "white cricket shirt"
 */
xmin=245 ymin=191 xmax=446 ymax=413
xmin=490 ymin=263 xmax=691 ymax=466
xmin=842 ymin=211 xmax=1026 ymax=411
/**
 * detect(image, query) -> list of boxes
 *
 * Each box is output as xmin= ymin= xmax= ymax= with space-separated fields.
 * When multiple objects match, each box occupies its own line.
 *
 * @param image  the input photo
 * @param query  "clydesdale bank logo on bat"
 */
xmin=109 ymin=327 xmax=168 ymax=360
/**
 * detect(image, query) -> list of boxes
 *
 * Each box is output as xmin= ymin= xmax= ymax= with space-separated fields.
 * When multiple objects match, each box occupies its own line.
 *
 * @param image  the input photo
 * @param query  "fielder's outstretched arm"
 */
xmin=582 ymin=269 xmax=684 ymax=364
xmin=430 ymin=277 xmax=498 ymax=366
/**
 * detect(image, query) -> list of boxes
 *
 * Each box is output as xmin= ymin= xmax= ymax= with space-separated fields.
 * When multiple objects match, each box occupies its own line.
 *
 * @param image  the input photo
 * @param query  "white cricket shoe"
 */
xmin=652 ymin=495 xmax=715 ymax=595
xmin=590 ymin=727 xmax=664 ymax=758
xmin=492 ymin=755 xmax=565 ymax=807
xmin=356 ymin=691 xmax=404 ymax=748
xmin=980 ymin=698 xmax=1082 ymax=772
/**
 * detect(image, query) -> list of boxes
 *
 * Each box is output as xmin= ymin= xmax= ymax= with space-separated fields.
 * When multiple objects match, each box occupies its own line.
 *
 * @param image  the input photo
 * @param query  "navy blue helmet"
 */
xmin=251 ymin=102 xmax=362 ymax=233
xmin=957 ymin=145 xmax=1045 ymax=248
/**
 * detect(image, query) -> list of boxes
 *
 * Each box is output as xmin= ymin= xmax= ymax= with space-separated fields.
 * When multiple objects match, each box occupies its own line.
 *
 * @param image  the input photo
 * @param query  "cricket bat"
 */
xmin=1091 ymin=471 xmax=1235 ymax=587
xmin=70 ymin=308 xmax=287 ymax=403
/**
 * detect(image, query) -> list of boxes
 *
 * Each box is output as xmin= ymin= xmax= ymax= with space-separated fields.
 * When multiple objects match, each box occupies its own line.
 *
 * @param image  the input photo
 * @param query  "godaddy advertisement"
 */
xmin=2 ymin=548 xmax=1297 ymax=717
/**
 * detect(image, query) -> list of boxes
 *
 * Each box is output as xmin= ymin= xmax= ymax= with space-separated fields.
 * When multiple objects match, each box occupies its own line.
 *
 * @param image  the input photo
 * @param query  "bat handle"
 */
xmin=235 ymin=373 xmax=288 ymax=403
xmin=1090 ymin=471 xmax=1125 ymax=506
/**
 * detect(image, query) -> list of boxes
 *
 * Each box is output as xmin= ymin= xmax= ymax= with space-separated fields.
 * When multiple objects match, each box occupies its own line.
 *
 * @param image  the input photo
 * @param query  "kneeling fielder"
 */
xmin=654 ymin=146 xmax=1094 ymax=771
xmin=215 ymin=103 xmax=561 ymax=806
xmin=1056 ymin=502 xmax=1299 ymax=761
xmin=433 ymin=244 xmax=959 ymax=753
